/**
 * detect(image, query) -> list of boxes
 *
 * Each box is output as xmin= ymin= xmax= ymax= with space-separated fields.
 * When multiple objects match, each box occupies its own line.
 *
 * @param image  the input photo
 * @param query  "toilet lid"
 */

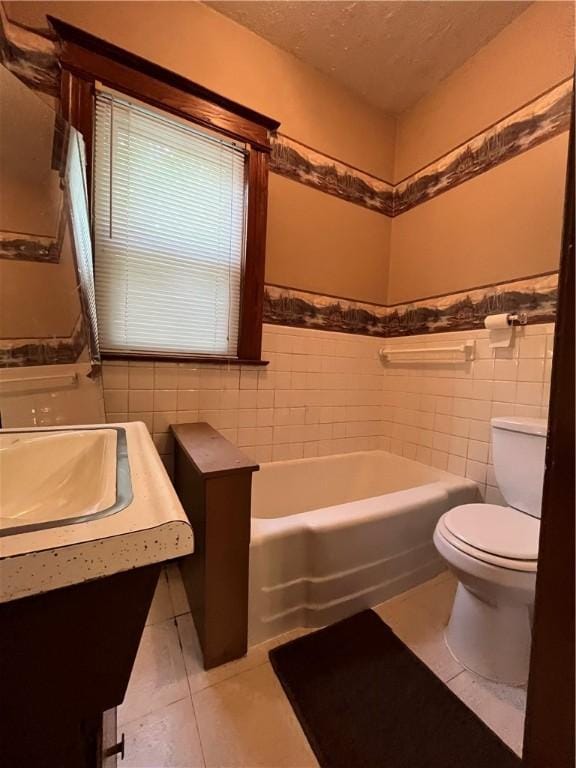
xmin=444 ymin=504 xmax=540 ymax=561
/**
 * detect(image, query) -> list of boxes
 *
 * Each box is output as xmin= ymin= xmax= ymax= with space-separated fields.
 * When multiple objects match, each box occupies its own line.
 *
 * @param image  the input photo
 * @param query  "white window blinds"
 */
xmin=93 ymin=89 xmax=247 ymax=357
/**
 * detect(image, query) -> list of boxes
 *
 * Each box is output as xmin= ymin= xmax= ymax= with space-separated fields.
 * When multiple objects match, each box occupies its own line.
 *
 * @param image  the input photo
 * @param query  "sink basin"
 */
xmin=0 ymin=427 xmax=132 ymax=537
xmin=0 ymin=421 xmax=193 ymax=604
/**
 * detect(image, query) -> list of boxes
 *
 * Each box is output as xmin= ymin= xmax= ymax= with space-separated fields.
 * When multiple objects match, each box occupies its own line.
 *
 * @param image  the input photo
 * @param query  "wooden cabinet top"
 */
xmin=171 ymin=423 xmax=259 ymax=479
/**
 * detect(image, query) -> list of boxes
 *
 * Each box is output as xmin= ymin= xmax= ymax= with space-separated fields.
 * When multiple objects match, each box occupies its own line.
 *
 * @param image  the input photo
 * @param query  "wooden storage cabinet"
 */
xmin=0 ymin=564 xmax=160 ymax=767
xmin=171 ymin=423 xmax=259 ymax=669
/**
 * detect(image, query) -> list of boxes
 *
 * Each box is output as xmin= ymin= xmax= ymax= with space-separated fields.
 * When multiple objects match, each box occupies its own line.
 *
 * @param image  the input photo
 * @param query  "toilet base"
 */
xmin=446 ymin=582 xmax=532 ymax=685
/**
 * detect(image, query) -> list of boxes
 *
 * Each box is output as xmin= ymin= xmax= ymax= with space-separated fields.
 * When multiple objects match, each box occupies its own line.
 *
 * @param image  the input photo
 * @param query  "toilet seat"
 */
xmin=436 ymin=504 xmax=539 ymax=573
xmin=444 ymin=503 xmax=540 ymax=560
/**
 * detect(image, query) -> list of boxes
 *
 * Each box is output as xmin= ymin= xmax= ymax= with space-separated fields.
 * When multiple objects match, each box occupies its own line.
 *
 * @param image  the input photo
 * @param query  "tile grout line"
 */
xmin=118 ymin=693 xmax=193 ymax=731
xmin=445 ymin=669 xmax=466 ymax=684
xmin=174 ymin=615 xmax=208 ymax=768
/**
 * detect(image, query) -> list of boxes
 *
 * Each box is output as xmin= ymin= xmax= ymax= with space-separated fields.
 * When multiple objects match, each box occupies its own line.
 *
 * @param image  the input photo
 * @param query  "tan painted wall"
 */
xmin=267 ymin=174 xmax=391 ymax=304
xmin=5 ymin=1 xmax=572 ymax=311
xmin=7 ymin=0 xmax=396 ymax=306
xmin=0 ymin=64 xmax=80 ymax=341
xmin=394 ymin=2 xmax=575 ymax=181
xmin=0 ymin=66 xmax=61 ymax=237
xmin=389 ymin=134 xmax=569 ymax=304
xmin=0 ymin=225 xmax=82 ymax=339
xmin=388 ymin=1 xmax=573 ymax=304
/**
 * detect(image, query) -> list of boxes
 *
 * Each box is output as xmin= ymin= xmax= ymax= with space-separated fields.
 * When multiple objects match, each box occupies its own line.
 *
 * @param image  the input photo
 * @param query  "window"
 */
xmin=52 ymin=15 xmax=279 ymax=362
xmin=94 ymin=90 xmax=246 ymax=358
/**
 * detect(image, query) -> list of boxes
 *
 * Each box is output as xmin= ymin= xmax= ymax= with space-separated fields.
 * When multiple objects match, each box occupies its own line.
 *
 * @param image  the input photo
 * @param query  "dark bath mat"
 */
xmin=269 ymin=609 xmax=521 ymax=768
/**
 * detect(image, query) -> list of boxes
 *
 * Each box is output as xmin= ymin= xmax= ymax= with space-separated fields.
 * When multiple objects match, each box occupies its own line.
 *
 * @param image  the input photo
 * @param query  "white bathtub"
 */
xmin=248 ymin=450 xmax=479 ymax=644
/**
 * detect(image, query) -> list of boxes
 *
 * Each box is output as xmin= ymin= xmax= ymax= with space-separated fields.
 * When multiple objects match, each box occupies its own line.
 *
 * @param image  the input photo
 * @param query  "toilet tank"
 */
xmin=491 ymin=416 xmax=547 ymax=518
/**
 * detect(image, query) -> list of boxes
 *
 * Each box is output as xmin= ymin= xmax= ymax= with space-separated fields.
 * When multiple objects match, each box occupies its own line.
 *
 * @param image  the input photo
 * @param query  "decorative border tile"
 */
xmin=394 ymin=79 xmax=573 ymax=215
xmin=270 ymin=79 xmax=572 ymax=217
xmin=263 ymin=273 xmax=557 ymax=338
xmin=270 ymin=134 xmax=394 ymax=216
xmin=0 ymin=231 xmax=59 ymax=263
xmin=0 ymin=314 xmax=88 ymax=367
xmin=0 ymin=5 xmax=60 ymax=97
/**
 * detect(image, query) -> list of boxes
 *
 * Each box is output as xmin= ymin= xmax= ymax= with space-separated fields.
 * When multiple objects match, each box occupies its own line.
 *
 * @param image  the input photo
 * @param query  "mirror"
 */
xmin=0 ymin=59 xmax=97 ymax=367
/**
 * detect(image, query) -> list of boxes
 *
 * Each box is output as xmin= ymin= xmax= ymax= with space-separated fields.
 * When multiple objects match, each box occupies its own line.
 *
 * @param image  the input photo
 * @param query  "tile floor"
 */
xmin=118 ymin=568 xmax=527 ymax=767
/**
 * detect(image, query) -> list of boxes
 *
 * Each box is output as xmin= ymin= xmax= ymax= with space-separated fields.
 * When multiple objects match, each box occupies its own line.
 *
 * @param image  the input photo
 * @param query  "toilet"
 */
xmin=434 ymin=416 xmax=547 ymax=685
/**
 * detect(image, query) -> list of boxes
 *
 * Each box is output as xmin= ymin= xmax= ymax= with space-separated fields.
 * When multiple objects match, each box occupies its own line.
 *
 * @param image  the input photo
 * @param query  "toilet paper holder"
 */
xmin=506 ymin=312 xmax=528 ymax=326
xmin=484 ymin=311 xmax=528 ymax=329
xmin=484 ymin=311 xmax=528 ymax=349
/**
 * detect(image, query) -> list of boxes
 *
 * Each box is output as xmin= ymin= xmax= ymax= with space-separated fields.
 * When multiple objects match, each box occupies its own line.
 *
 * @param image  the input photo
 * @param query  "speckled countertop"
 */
xmin=0 ymin=422 xmax=194 ymax=603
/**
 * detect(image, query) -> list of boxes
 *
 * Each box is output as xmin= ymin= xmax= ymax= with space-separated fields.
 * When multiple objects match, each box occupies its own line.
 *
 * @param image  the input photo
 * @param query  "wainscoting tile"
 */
xmin=104 ymin=389 xmax=128 ymax=413
xmin=102 ymin=322 xmax=554 ymax=495
xmin=519 ymin=335 xmax=547 ymax=359
xmin=128 ymin=366 xmax=154 ymax=390
xmin=102 ymin=365 xmax=129 ymax=390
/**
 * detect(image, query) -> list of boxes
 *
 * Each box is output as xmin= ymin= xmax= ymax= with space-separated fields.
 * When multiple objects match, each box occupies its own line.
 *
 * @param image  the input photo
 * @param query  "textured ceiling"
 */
xmin=206 ymin=1 xmax=530 ymax=115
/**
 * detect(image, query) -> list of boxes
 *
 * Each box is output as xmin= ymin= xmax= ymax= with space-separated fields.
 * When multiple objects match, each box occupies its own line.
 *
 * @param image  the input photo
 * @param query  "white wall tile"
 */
xmin=102 ymin=364 xmax=129 ymax=389
xmin=104 ymin=389 xmax=128 ymax=413
xmin=468 ymin=440 xmax=489 ymax=463
xmin=492 ymin=381 xmax=517 ymax=403
xmin=100 ymin=323 xmax=554 ymax=489
xmin=154 ymin=365 xmax=178 ymax=389
xmin=466 ymin=459 xmax=487 ymax=484
xmin=494 ymin=359 xmax=518 ymax=381
xmin=516 ymin=382 xmax=544 ymax=406
xmin=519 ymin=335 xmax=547 ymax=359
xmin=129 ymin=390 xmax=154 ymax=412
xmin=517 ymin=359 xmax=545 ymax=382
xmin=129 ymin=366 xmax=154 ymax=389
xmin=154 ymin=389 xmax=178 ymax=412
xmin=178 ymin=389 xmax=199 ymax=411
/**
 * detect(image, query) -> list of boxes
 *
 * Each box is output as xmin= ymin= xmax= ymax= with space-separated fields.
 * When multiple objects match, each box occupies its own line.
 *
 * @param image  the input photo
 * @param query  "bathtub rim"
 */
xmin=250 ymin=450 xmax=479 ymax=543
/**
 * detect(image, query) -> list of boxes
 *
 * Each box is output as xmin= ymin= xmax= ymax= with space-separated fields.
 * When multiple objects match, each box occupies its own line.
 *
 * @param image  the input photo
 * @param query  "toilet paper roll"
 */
xmin=484 ymin=313 xmax=511 ymax=330
xmin=485 ymin=313 xmax=513 ymax=348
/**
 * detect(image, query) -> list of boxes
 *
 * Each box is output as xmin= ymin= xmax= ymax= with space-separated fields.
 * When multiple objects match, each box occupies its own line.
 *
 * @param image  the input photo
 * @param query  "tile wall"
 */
xmin=380 ymin=323 xmax=553 ymax=503
xmin=101 ymin=324 xmax=385 ymax=471
xmin=101 ymin=322 xmax=554 ymax=500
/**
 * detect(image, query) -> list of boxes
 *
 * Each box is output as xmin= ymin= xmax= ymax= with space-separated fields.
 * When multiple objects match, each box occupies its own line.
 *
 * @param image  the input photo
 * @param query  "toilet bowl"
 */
xmin=434 ymin=416 xmax=547 ymax=685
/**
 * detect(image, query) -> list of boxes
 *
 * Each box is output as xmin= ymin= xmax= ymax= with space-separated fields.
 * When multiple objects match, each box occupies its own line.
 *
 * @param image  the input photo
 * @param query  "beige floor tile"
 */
xmin=177 ymin=612 xmax=310 ymax=694
xmin=122 ymin=697 xmax=205 ymax=768
xmin=375 ymin=570 xmax=455 ymax=622
xmin=375 ymin=574 xmax=462 ymax=682
xmin=146 ymin=568 xmax=175 ymax=626
xmin=448 ymin=671 xmax=527 ymax=756
xmin=193 ymin=663 xmax=318 ymax=768
xmin=119 ymin=618 xmax=189 ymax=726
xmin=166 ymin=562 xmax=191 ymax=616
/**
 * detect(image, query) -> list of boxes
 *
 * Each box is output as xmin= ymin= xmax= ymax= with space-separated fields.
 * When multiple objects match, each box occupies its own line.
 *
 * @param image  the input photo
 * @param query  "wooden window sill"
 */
xmin=101 ymin=352 xmax=269 ymax=366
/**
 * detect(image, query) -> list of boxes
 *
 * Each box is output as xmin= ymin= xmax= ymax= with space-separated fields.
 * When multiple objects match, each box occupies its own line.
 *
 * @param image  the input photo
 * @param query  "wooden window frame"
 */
xmin=51 ymin=16 xmax=279 ymax=365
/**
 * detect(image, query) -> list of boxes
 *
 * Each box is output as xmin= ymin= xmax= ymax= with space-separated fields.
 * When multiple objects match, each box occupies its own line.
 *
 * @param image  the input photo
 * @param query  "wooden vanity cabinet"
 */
xmin=0 ymin=563 xmax=161 ymax=768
